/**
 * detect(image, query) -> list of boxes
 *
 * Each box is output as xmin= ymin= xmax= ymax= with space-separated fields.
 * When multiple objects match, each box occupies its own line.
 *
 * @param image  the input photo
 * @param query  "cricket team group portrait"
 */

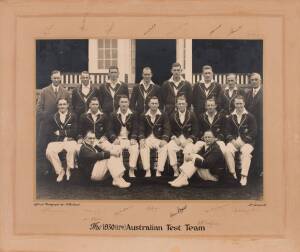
xmin=36 ymin=39 xmax=263 ymax=200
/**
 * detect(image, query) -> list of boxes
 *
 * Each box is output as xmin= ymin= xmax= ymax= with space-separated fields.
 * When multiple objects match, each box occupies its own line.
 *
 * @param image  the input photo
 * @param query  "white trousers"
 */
xmin=193 ymin=140 xmax=226 ymax=154
xmin=224 ymin=137 xmax=254 ymax=176
xmin=140 ymin=135 xmax=168 ymax=171
xmin=90 ymin=156 xmax=126 ymax=181
xmin=46 ymin=140 xmax=78 ymax=175
xmin=179 ymin=154 xmax=218 ymax=181
xmin=112 ymin=138 xmax=139 ymax=168
xmin=167 ymin=135 xmax=194 ymax=166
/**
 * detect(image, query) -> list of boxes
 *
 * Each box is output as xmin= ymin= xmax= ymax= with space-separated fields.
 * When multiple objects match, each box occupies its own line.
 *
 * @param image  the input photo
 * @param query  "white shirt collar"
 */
xmin=87 ymin=109 xmax=103 ymax=115
xmin=82 ymin=83 xmax=91 ymax=89
xmin=253 ymin=86 xmax=261 ymax=92
xmin=52 ymin=84 xmax=59 ymax=91
xmin=117 ymin=108 xmax=133 ymax=117
xmin=200 ymin=79 xmax=214 ymax=85
xmin=225 ymin=86 xmax=238 ymax=91
xmin=107 ymin=79 xmax=121 ymax=86
xmin=178 ymin=109 xmax=187 ymax=115
xmin=206 ymin=111 xmax=217 ymax=117
xmin=169 ymin=76 xmax=185 ymax=84
xmin=231 ymin=108 xmax=248 ymax=116
xmin=140 ymin=80 xmax=155 ymax=86
xmin=59 ymin=110 xmax=68 ymax=116
xmin=145 ymin=109 xmax=162 ymax=117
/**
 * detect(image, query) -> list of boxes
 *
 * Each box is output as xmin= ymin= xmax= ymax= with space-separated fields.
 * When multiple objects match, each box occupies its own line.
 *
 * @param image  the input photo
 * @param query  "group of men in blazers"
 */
xmin=36 ymin=63 xmax=263 ymax=188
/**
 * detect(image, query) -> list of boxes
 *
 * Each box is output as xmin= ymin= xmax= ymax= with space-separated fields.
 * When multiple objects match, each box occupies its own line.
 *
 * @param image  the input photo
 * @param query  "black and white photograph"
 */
xmin=36 ymin=39 xmax=263 ymax=200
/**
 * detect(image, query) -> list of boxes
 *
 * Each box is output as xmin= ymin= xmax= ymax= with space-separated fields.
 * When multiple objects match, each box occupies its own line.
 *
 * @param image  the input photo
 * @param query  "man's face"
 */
xmin=57 ymin=99 xmax=68 ymax=113
xmin=250 ymin=74 xmax=261 ymax=88
xmin=81 ymin=73 xmax=90 ymax=86
xmin=234 ymin=98 xmax=245 ymax=112
xmin=226 ymin=75 xmax=236 ymax=89
xmin=108 ymin=68 xmax=119 ymax=81
xmin=85 ymin=132 xmax=96 ymax=146
xmin=148 ymin=99 xmax=159 ymax=111
xmin=119 ymin=98 xmax=129 ymax=111
xmin=206 ymin=100 xmax=217 ymax=113
xmin=203 ymin=69 xmax=213 ymax=82
xmin=203 ymin=131 xmax=215 ymax=145
xmin=89 ymin=100 xmax=99 ymax=113
xmin=177 ymin=99 xmax=187 ymax=113
xmin=171 ymin=66 xmax=182 ymax=79
xmin=51 ymin=72 xmax=61 ymax=86
xmin=142 ymin=69 xmax=152 ymax=83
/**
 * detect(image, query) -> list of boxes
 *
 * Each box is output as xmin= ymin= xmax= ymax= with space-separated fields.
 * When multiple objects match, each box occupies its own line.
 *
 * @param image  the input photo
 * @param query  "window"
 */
xmin=97 ymin=39 xmax=118 ymax=70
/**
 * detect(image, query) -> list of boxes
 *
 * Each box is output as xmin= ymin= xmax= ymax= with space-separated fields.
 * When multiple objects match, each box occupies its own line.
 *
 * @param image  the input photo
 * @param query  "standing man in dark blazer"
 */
xmin=97 ymin=66 xmax=129 ymax=114
xmin=139 ymin=96 xmax=170 ymax=177
xmin=130 ymin=67 xmax=161 ymax=114
xmin=167 ymin=95 xmax=198 ymax=177
xmin=219 ymin=73 xmax=245 ymax=116
xmin=36 ymin=70 xmax=70 ymax=159
xmin=245 ymin=72 xmax=263 ymax=176
xmin=108 ymin=95 xmax=139 ymax=177
xmin=71 ymin=71 xmax=98 ymax=118
xmin=224 ymin=95 xmax=257 ymax=186
xmin=192 ymin=65 xmax=222 ymax=116
xmin=194 ymin=98 xmax=226 ymax=154
xmin=168 ymin=130 xmax=225 ymax=187
xmin=161 ymin=62 xmax=193 ymax=115
xmin=45 ymin=98 xmax=78 ymax=182
xmin=78 ymin=131 xmax=131 ymax=188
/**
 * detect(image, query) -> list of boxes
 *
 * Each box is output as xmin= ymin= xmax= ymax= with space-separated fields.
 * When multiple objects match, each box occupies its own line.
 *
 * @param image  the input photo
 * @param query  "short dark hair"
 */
xmin=108 ymin=66 xmax=119 ymax=72
xmin=56 ymin=97 xmax=68 ymax=105
xmin=118 ymin=95 xmax=129 ymax=101
xmin=148 ymin=96 xmax=159 ymax=102
xmin=176 ymin=95 xmax=187 ymax=103
xmin=204 ymin=130 xmax=215 ymax=137
xmin=202 ymin=65 xmax=213 ymax=72
xmin=142 ymin=66 xmax=152 ymax=73
xmin=51 ymin=70 xmax=61 ymax=76
xmin=85 ymin=130 xmax=96 ymax=138
xmin=226 ymin=73 xmax=236 ymax=79
xmin=206 ymin=98 xmax=217 ymax=105
xmin=234 ymin=95 xmax=245 ymax=102
xmin=171 ymin=62 xmax=181 ymax=69
xmin=88 ymin=97 xmax=99 ymax=106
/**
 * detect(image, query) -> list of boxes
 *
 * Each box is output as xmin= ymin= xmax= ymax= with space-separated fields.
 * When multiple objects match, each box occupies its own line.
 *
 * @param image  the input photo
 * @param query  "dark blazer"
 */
xmin=78 ymin=142 xmax=111 ymax=179
xmin=192 ymin=82 xmax=222 ymax=116
xmin=139 ymin=111 xmax=170 ymax=141
xmin=78 ymin=111 xmax=109 ymax=140
xmin=198 ymin=112 xmax=226 ymax=141
xmin=97 ymin=82 xmax=129 ymax=114
xmin=225 ymin=111 xmax=257 ymax=146
xmin=194 ymin=142 xmax=226 ymax=176
xmin=36 ymin=84 xmax=70 ymax=121
xmin=46 ymin=111 xmax=77 ymax=142
xmin=161 ymin=79 xmax=193 ymax=115
xmin=71 ymin=84 xmax=98 ymax=117
xmin=129 ymin=83 xmax=162 ymax=113
xmin=245 ymin=88 xmax=263 ymax=135
xmin=108 ymin=111 xmax=139 ymax=142
xmin=218 ymin=87 xmax=245 ymax=115
xmin=169 ymin=110 xmax=198 ymax=143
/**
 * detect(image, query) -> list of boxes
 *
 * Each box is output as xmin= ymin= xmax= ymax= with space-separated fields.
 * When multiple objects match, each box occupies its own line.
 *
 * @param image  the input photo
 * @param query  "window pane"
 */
xmin=112 ymin=48 xmax=117 ymax=58
xmin=105 ymin=59 xmax=111 ymax=69
xmin=112 ymin=59 xmax=118 ymax=67
xmin=98 ymin=49 xmax=104 ymax=59
xmin=98 ymin=60 xmax=104 ymax=69
xmin=105 ymin=39 xmax=110 ymax=48
xmin=105 ymin=49 xmax=111 ymax=58
xmin=98 ymin=39 xmax=104 ymax=48
xmin=111 ymin=39 xmax=117 ymax=48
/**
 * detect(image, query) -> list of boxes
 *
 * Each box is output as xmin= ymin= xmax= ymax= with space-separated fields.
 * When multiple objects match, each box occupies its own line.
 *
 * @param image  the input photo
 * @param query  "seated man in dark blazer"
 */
xmin=218 ymin=73 xmax=245 ymax=116
xmin=194 ymin=98 xmax=226 ymax=154
xmin=129 ymin=67 xmax=162 ymax=114
xmin=161 ymin=62 xmax=193 ymax=115
xmin=45 ymin=98 xmax=78 ymax=182
xmin=224 ymin=95 xmax=257 ymax=186
xmin=168 ymin=130 xmax=225 ymax=187
xmin=192 ymin=65 xmax=222 ymax=116
xmin=108 ymin=95 xmax=139 ymax=177
xmin=78 ymin=131 xmax=131 ymax=188
xmin=139 ymin=96 xmax=170 ymax=177
xmin=97 ymin=66 xmax=129 ymax=114
xmin=167 ymin=95 xmax=198 ymax=177
xmin=71 ymin=71 xmax=98 ymax=118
